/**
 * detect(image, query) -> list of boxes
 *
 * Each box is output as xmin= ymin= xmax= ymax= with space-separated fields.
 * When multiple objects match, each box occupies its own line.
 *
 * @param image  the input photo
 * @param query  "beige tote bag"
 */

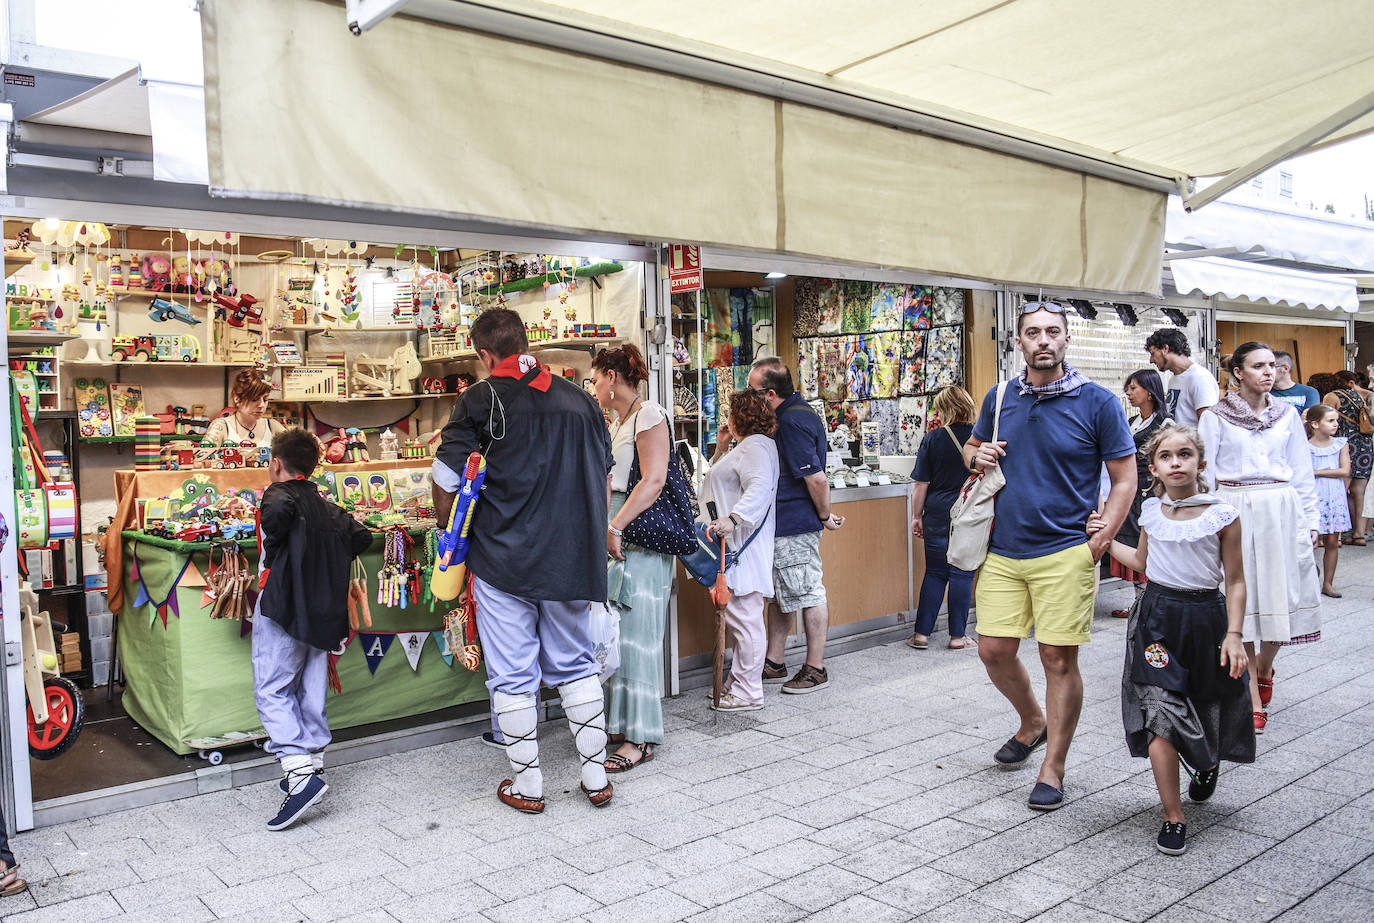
xmin=947 ymin=381 xmax=1009 ymax=571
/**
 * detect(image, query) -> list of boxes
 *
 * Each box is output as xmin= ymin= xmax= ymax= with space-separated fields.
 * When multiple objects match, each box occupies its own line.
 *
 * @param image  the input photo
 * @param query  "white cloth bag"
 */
xmin=948 ymin=381 xmax=1009 ymax=571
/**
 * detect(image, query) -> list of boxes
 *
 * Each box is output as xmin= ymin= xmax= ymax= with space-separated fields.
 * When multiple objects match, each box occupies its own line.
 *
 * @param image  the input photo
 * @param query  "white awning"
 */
xmin=1168 ymin=256 xmax=1359 ymax=313
xmin=200 ymin=0 xmax=1166 ymax=294
xmin=1166 ymin=199 xmax=1374 ymax=272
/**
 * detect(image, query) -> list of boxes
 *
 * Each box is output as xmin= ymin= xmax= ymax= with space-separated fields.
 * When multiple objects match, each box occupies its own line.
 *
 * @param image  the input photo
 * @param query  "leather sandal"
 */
xmin=496 ymin=779 xmax=545 ymax=814
xmin=604 ymin=741 xmax=655 ymax=774
xmin=581 ymin=781 xmax=614 ymax=807
xmin=0 ymin=864 xmax=27 ymax=898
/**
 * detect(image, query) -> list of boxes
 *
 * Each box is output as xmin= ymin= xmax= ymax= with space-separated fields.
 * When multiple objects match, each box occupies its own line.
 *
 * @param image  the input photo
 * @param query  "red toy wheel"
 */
xmin=27 ymin=676 xmax=84 ymax=760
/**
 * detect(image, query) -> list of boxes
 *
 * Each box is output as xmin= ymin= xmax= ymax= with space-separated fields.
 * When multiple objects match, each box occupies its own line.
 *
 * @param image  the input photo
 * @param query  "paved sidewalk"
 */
xmin=7 ymin=548 xmax=1374 ymax=922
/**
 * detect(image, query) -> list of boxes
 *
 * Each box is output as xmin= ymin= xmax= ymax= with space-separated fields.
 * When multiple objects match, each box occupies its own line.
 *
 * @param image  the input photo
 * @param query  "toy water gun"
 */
xmin=430 ymin=452 xmax=486 ymax=601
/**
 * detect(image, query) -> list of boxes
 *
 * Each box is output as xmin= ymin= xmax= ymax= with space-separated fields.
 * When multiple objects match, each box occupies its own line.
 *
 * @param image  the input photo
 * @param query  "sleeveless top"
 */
xmin=1139 ymin=497 xmax=1238 ymax=590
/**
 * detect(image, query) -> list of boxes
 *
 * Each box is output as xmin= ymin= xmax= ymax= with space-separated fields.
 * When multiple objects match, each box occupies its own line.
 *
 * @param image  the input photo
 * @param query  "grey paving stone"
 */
xmin=970 ymin=869 xmax=1084 ymax=918
xmin=682 ymin=890 xmax=808 ymax=923
xmin=1273 ymin=882 xmax=1374 ymax=922
xmin=108 ymin=866 xmax=226 ymax=913
xmin=570 ymin=857 xmax=677 ymax=904
xmin=481 ymin=882 xmax=601 ymax=923
xmin=808 ymin=892 xmax=924 ymax=923
xmin=1027 ymin=903 xmax=1129 ymax=923
xmin=109 ymin=896 xmax=218 ymax=923
xmin=386 ymin=885 xmax=501 ymax=923
xmin=1180 ymin=870 xmax=1305 ymax=922
xmin=742 ymin=838 xmax=844 ymax=879
xmin=833 ymin=837 xmax=938 ymax=883
xmin=26 ymin=859 xmax=140 ymax=908
xmin=645 ymin=838 xmax=749 ymax=878
xmin=583 ymin=886 xmax=703 ymax=923
xmin=2 ymin=892 xmax=124 ymax=923
xmin=806 ymin=814 xmax=904 ymax=853
xmin=200 ymin=870 xmax=314 ymax=918
xmin=292 ymin=877 xmax=406 ymax=923
xmin=666 ymin=860 xmax=777 ymax=908
xmin=1334 ymin=854 xmax=1374 ymax=892
xmin=866 ymin=866 xmax=977 ymax=916
xmin=1068 ymin=871 xmax=1190 ymax=922
xmin=763 ymin=863 xmax=873 ymax=912
xmin=913 ymin=895 xmax=1023 ymax=923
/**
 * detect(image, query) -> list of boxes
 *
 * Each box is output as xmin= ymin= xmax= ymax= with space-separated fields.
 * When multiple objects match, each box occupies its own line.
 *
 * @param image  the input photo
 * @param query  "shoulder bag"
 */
xmin=943 ymin=425 xmax=976 ymax=473
xmin=620 ymin=405 xmax=702 ymax=556
xmin=679 ymin=506 xmax=772 ymax=587
xmin=947 ymin=381 xmax=1009 ymax=571
xmin=1335 ymin=389 xmax=1374 ymax=436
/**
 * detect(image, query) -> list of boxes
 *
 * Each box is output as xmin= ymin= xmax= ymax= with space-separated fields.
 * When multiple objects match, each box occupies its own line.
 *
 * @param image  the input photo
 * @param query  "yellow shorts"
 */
xmin=974 ymin=543 xmax=1097 ymax=646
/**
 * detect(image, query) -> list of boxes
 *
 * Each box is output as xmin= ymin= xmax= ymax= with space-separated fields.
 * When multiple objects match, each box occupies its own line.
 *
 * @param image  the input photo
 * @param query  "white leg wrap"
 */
xmin=311 ymin=752 xmax=325 ymax=772
xmin=559 ymin=676 xmax=608 ymax=792
xmin=281 ymin=754 xmax=314 ymax=795
xmin=493 ymin=690 xmax=542 ymax=799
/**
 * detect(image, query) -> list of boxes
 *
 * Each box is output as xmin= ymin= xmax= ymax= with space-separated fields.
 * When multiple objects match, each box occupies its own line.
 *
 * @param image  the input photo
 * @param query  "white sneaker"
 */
xmin=709 ymin=693 xmax=762 ymax=713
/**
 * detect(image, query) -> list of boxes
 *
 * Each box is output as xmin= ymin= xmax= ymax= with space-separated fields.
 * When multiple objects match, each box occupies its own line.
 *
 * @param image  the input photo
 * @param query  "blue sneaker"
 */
xmin=267 ymin=773 xmax=327 ymax=830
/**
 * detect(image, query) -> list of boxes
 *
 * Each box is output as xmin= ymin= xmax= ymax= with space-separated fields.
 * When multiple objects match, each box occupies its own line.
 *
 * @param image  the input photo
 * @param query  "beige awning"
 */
xmin=200 ymin=0 xmax=1193 ymax=294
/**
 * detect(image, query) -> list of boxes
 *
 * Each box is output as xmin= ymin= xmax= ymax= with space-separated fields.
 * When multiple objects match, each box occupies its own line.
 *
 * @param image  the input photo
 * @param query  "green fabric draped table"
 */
xmin=118 ymin=532 xmax=488 ymax=755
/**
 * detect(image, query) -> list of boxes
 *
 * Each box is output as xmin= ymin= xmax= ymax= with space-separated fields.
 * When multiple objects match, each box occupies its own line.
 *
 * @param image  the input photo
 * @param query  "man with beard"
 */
xmin=963 ymin=302 xmax=1136 ymax=811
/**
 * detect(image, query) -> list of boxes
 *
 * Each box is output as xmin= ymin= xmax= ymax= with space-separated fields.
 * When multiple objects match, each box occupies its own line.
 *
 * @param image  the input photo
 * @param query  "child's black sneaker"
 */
xmin=1156 ymin=820 xmax=1187 ymax=856
xmin=267 ymin=773 xmax=327 ymax=831
xmin=1188 ymin=765 xmax=1218 ymax=803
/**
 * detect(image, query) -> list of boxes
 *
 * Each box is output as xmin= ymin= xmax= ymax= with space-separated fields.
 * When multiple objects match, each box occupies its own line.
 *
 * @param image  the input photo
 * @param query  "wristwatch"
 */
xmin=728 ymin=512 xmax=741 ymax=526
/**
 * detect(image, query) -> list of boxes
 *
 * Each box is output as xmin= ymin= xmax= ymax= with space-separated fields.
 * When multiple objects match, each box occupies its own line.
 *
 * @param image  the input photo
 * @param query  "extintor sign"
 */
xmin=668 ymin=245 xmax=702 ymax=294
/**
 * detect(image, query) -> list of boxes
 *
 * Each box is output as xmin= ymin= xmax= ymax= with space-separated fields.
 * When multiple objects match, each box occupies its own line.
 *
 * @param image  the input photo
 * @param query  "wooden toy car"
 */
xmin=111 ymin=334 xmax=201 ymax=362
xmin=148 ymin=298 xmax=201 ymax=326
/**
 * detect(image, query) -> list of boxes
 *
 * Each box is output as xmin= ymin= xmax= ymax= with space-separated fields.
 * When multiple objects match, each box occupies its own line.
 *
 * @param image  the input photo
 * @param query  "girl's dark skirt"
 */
xmin=1123 ymin=583 xmax=1256 ymax=771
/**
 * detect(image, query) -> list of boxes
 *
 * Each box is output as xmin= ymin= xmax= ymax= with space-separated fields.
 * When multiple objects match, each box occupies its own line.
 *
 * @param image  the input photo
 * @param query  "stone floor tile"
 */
xmin=865 ymin=866 xmax=977 ymax=915
xmin=292 ymin=878 xmax=405 ymax=923
xmin=570 ymin=857 xmax=677 ymax=904
xmin=682 ymin=890 xmax=807 ymax=923
xmin=1272 ymin=882 xmax=1374 ymax=922
xmin=807 ymin=893 xmax=922 ymax=923
xmin=3 ymin=892 xmax=125 ymax=923
xmin=666 ymin=861 xmax=777 ymax=908
xmin=1067 ymin=872 xmax=1190 ymax=922
xmin=108 ymin=866 xmax=226 ymax=913
xmin=200 ymin=871 xmax=314 ymax=918
xmin=912 ymin=895 xmax=1024 ymax=923
xmin=583 ymin=887 xmax=703 ymax=923
xmin=480 ymin=883 xmax=600 ymax=923
xmin=763 ymin=864 xmax=872 ymax=912
xmin=833 ymin=837 xmax=938 ymax=883
xmin=386 ymin=886 xmax=500 ymax=923
xmin=1179 ymin=871 xmax=1304 ymax=922
xmin=969 ymin=869 xmax=1085 ymax=918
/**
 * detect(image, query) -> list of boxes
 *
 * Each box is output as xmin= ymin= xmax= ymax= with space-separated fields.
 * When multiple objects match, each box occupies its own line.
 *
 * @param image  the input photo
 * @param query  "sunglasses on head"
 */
xmin=1019 ymin=300 xmax=1068 ymax=316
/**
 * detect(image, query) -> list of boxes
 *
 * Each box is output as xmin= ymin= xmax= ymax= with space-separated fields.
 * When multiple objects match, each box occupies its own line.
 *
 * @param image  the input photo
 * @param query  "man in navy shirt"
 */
xmin=964 ymin=303 xmax=1136 ymax=812
xmin=1271 ymin=351 xmax=1320 ymax=412
xmin=747 ymin=358 xmax=844 ymax=694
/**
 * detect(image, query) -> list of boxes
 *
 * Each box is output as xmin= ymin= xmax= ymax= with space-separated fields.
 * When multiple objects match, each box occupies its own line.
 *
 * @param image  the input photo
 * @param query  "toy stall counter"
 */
xmin=106 ymin=467 xmax=270 ymax=613
xmin=117 ymin=532 xmax=489 ymax=755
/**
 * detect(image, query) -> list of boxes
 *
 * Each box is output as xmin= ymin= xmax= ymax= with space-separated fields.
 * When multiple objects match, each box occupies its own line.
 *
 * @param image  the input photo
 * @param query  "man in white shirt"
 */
xmin=1145 ymin=328 xmax=1219 ymax=427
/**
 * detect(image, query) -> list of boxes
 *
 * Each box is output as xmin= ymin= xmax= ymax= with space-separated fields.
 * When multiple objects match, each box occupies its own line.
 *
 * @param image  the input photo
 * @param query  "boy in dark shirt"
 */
xmin=254 ymin=429 xmax=372 ymax=830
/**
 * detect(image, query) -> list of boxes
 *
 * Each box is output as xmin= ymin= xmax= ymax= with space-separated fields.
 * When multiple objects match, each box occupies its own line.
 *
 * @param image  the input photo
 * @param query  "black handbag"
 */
xmin=621 ymin=412 xmax=701 ymax=556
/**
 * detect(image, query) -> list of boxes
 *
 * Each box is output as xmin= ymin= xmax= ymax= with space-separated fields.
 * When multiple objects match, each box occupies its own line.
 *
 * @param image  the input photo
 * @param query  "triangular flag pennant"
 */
xmin=431 ymin=630 xmax=454 ymax=667
xmin=358 ymin=632 xmax=394 ymax=675
xmin=132 ymin=581 xmax=151 ymax=608
xmin=396 ymin=631 xmax=426 ymax=672
xmin=129 ymin=555 xmax=141 ymax=582
xmin=181 ymin=559 xmax=207 ymax=588
xmin=157 ymin=603 xmax=169 ymax=628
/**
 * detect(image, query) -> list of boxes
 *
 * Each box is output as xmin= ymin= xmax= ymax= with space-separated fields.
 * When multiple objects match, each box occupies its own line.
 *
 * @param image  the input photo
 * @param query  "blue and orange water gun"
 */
xmin=430 ymin=452 xmax=486 ymax=601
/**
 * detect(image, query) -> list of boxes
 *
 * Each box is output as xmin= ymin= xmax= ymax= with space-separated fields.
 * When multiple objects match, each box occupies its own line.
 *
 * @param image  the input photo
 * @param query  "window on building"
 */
xmin=1280 ymin=172 xmax=1293 ymax=198
xmin=1252 ymin=176 xmax=1264 ymax=190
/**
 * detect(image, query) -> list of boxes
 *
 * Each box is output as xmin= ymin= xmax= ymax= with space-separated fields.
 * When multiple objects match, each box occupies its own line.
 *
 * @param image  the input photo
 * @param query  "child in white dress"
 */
xmin=1090 ymin=424 xmax=1253 ymax=857
xmin=1305 ymin=404 xmax=1351 ymax=598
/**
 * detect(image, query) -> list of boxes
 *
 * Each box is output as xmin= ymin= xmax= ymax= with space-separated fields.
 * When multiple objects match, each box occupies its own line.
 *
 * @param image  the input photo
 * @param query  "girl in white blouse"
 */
xmin=699 ymin=390 xmax=779 ymax=712
xmin=1197 ymin=343 xmax=1321 ymax=737
xmin=1090 ymin=424 xmax=1252 ymax=857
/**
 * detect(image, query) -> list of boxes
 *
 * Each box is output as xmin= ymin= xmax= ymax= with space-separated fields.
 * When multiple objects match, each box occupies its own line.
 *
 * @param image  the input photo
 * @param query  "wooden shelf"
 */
xmin=475 ymin=261 xmax=624 ymax=295
xmin=420 ymin=336 xmax=621 ymax=365
xmin=110 ymin=288 xmax=208 ymax=300
xmin=6 ymin=295 xmax=53 ymax=304
xmin=64 ymin=359 xmax=251 ymax=368
xmin=7 ymin=330 xmax=77 ymax=348
xmin=4 ymin=249 xmax=38 ymax=266
xmin=280 ymin=324 xmax=419 ymax=333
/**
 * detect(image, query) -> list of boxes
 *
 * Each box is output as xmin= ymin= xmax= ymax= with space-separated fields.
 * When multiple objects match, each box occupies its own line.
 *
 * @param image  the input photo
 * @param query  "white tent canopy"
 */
xmin=1168 ymin=256 xmax=1359 ymax=313
xmin=1166 ymin=199 xmax=1374 ymax=272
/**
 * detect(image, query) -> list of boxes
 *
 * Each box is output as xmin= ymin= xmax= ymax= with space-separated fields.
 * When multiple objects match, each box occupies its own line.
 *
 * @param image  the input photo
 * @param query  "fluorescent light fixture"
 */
xmin=765 ymin=271 xmax=787 ymax=279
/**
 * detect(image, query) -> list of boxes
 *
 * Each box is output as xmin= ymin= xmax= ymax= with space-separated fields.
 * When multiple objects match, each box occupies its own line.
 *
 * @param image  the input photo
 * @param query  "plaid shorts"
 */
xmin=771 ymin=531 xmax=826 ymax=613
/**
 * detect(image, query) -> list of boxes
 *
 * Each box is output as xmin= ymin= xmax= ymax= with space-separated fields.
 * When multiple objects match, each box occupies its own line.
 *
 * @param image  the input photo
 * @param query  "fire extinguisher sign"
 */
xmin=667 ymin=245 xmax=702 ymax=294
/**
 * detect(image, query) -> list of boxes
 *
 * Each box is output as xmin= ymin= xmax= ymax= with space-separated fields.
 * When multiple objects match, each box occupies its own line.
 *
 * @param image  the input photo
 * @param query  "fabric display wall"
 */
xmin=672 ymin=287 xmax=775 ymax=446
xmin=794 ymin=280 xmax=965 ymax=455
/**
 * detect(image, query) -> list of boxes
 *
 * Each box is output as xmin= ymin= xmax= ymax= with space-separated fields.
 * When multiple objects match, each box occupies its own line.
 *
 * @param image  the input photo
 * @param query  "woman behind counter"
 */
xmin=201 ymin=369 xmax=285 ymax=448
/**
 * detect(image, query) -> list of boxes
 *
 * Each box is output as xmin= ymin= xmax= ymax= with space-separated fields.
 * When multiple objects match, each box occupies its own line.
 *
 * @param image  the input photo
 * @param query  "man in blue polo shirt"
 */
xmin=964 ymin=302 xmax=1136 ymax=812
xmin=747 ymin=358 xmax=844 ymax=694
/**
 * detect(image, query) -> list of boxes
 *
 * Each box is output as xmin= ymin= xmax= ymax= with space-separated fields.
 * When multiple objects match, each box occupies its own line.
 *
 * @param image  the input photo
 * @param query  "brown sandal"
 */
xmin=496 ymin=779 xmax=545 ymax=814
xmin=0 ymin=864 xmax=26 ymax=898
xmin=604 ymin=741 xmax=655 ymax=773
xmin=582 ymin=781 xmax=614 ymax=807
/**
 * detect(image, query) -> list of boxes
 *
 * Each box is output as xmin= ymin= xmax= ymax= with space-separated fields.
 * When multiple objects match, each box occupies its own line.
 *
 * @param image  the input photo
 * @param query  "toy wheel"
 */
xmin=182 ymin=355 xmax=194 ymax=362
xmin=111 ymin=351 xmax=127 ymax=361
xmin=208 ymin=750 xmax=223 ymax=766
xmin=253 ymin=739 xmax=265 ymax=749
xmin=27 ymin=677 xmax=84 ymax=760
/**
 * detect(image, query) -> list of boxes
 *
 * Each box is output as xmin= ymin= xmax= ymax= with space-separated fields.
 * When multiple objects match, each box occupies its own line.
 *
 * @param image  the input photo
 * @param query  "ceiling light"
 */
xmin=765 ymin=272 xmax=787 ymax=279
xmin=1161 ymin=307 xmax=1189 ymax=326
xmin=1068 ymin=299 xmax=1098 ymax=320
xmin=1113 ymin=303 xmax=1139 ymax=326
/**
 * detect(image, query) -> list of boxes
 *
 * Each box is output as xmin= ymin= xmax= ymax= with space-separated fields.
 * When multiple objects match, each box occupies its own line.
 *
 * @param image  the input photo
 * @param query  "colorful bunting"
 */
xmin=396 ymin=631 xmax=426 ymax=671
xmin=431 ymin=630 xmax=454 ymax=666
xmin=358 ymin=632 xmax=395 ymax=675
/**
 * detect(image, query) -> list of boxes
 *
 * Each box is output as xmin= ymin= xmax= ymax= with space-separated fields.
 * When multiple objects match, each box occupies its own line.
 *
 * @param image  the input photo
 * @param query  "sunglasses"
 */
xmin=1019 ymin=300 xmax=1068 ymax=316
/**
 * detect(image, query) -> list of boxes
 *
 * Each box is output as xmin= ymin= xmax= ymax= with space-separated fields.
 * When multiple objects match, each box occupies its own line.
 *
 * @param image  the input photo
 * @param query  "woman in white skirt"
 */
xmin=1199 ymin=342 xmax=1321 ymax=735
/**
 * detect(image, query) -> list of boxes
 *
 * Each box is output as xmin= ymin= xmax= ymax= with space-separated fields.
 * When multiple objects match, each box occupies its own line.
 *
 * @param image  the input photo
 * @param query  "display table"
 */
xmin=108 ymin=463 xmax=487 ymax=755
xmin=119 ymin=533 xmax=487 ymax=755
xmin=677 ymin=482 xmax=915 ymax=658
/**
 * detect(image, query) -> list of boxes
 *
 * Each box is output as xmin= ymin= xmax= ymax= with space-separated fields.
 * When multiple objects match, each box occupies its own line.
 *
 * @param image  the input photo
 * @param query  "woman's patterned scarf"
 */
xmin=1207 ymin=390 xmax=1286 ymax=433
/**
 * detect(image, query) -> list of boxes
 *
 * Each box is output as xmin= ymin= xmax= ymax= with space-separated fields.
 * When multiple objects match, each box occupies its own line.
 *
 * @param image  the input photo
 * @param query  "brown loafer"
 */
xmin=582 ymin=781 xmax=614 ymax=807
xmin=497 ymin=779 xmax=545 ymax=814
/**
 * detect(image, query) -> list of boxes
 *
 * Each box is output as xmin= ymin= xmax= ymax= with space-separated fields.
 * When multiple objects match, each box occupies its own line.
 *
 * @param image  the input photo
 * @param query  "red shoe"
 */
xmin=1257 ymin=671 xmax=1274 ymax=708
xmin=1253 ymin=711 xmax=1268 ymax=735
